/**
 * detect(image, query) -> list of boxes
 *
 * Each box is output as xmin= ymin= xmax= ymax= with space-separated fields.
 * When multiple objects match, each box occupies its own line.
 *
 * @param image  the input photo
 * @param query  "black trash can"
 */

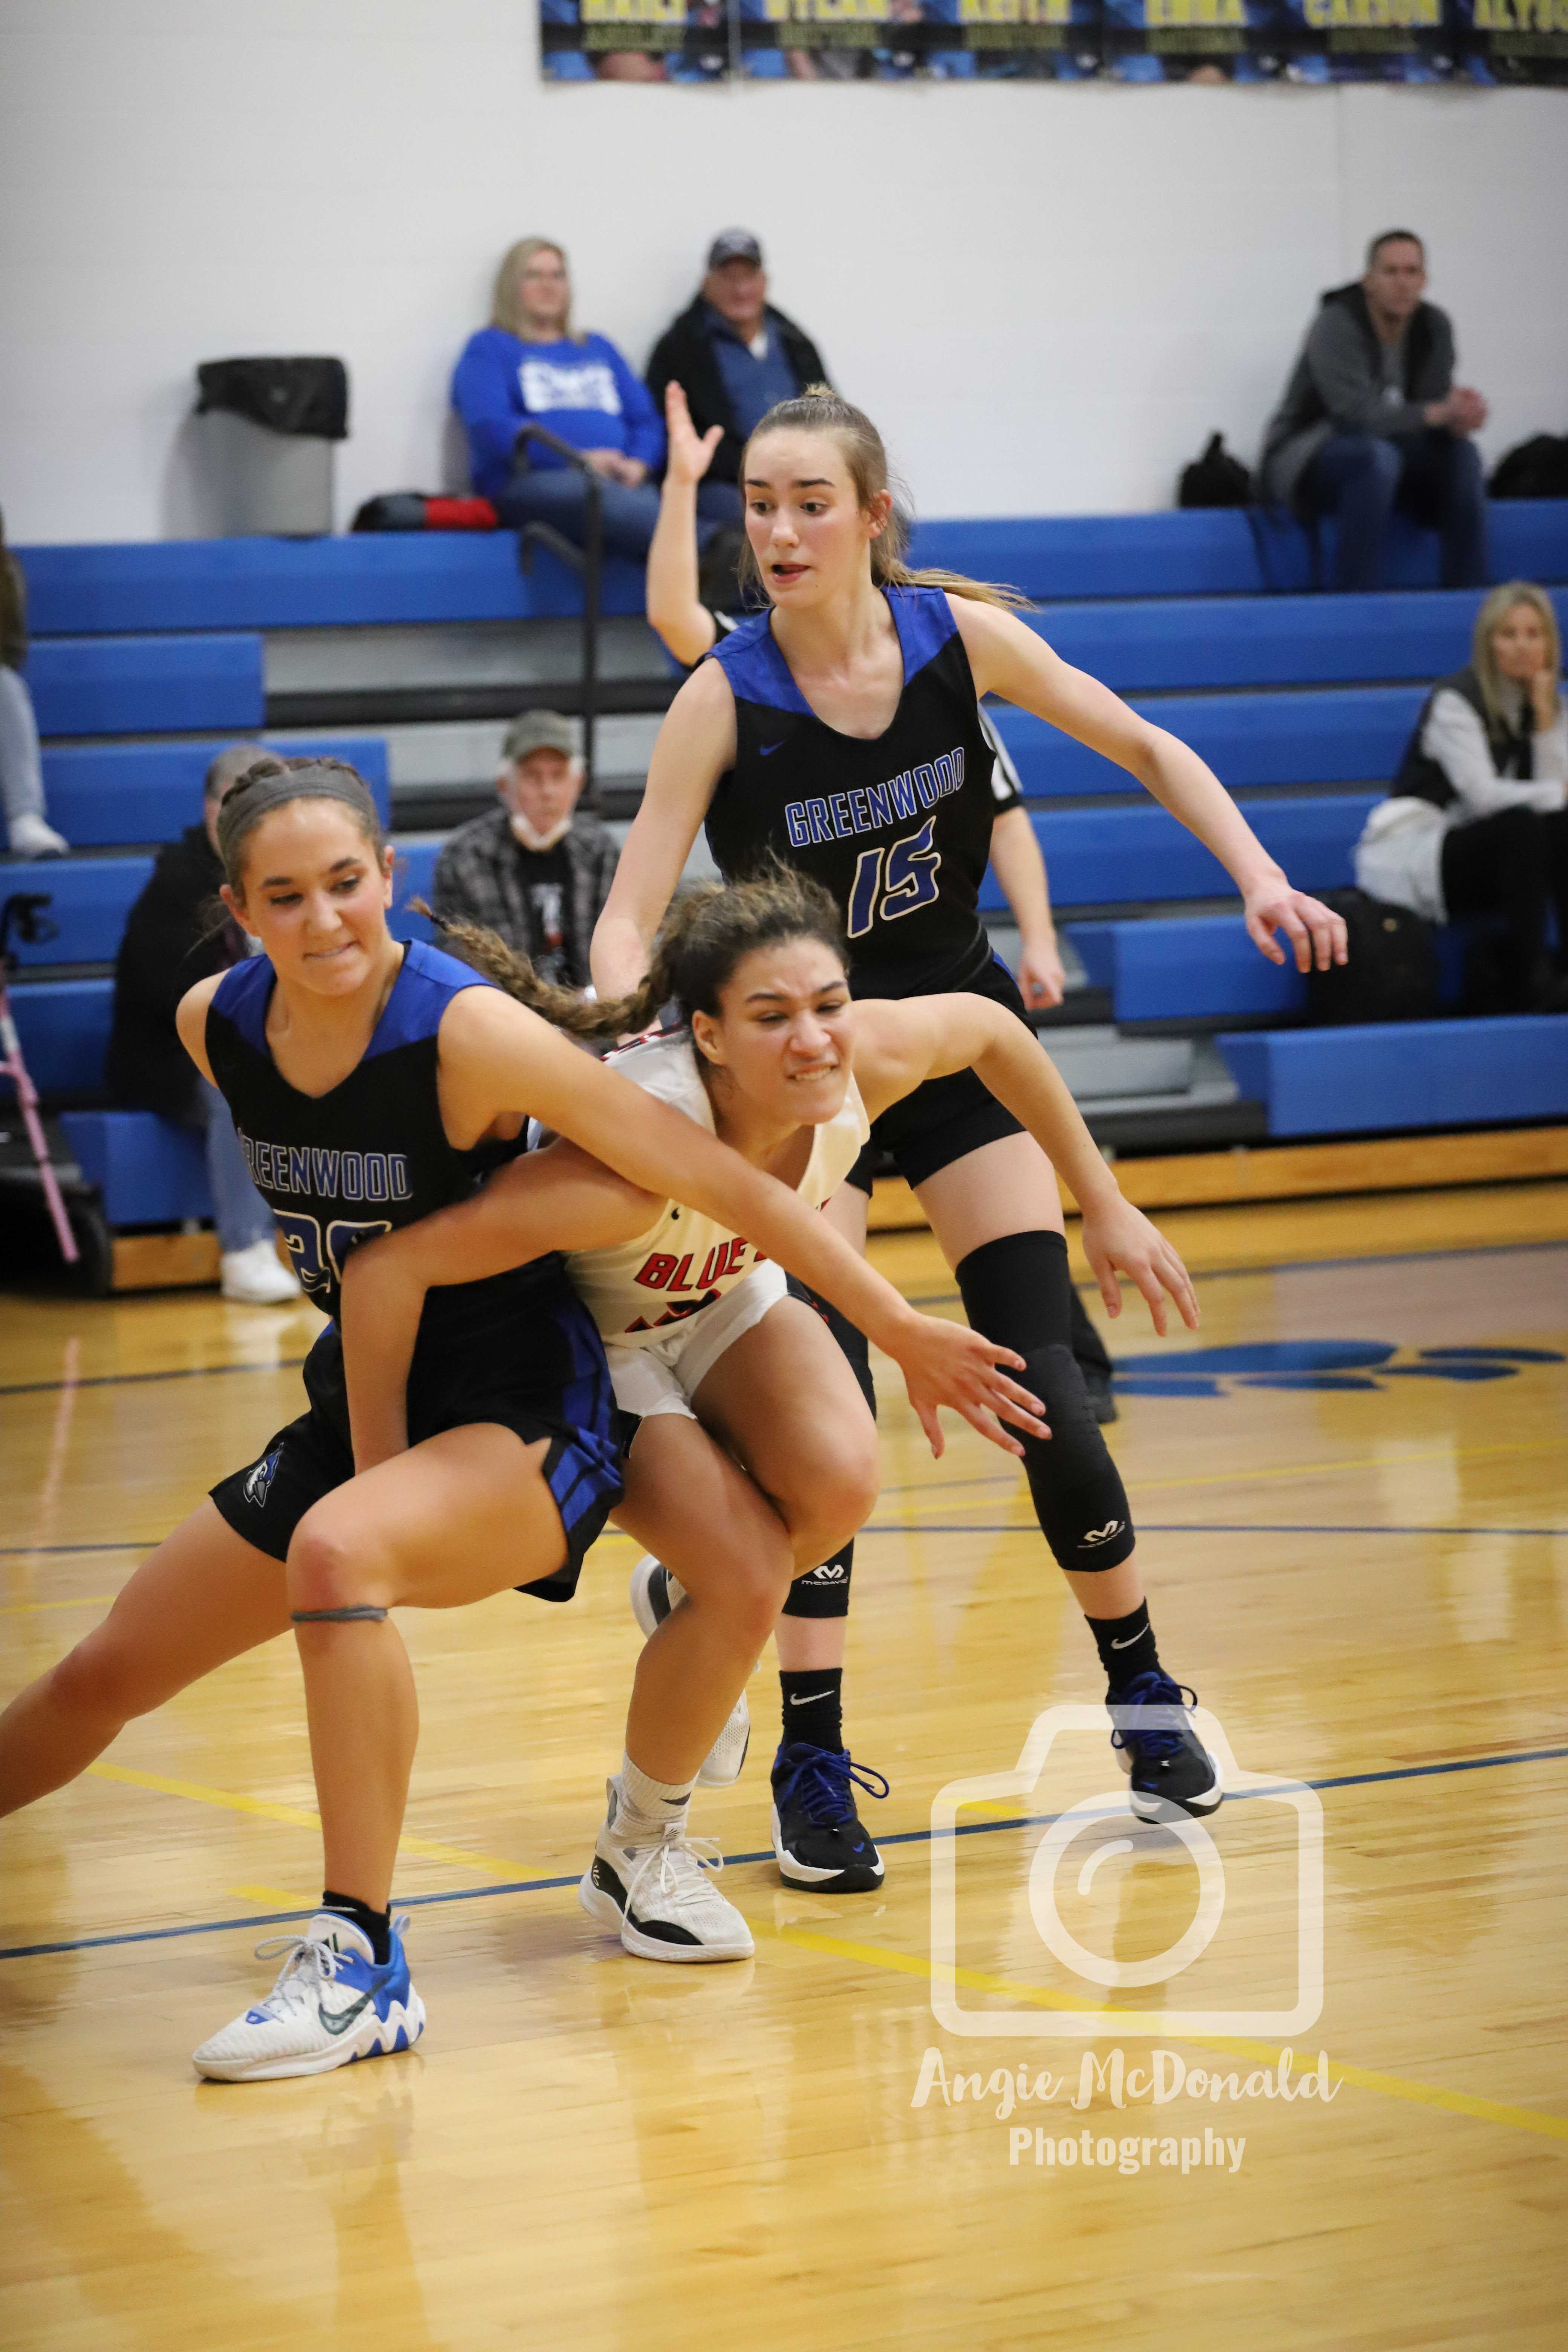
xmin=194 ymin=358 xmax=348 ymax=536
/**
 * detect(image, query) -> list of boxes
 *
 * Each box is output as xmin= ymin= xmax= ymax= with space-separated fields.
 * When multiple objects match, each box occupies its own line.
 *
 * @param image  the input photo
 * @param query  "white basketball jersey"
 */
xmin=566 ymin=1031 xmax=869 ymax=1350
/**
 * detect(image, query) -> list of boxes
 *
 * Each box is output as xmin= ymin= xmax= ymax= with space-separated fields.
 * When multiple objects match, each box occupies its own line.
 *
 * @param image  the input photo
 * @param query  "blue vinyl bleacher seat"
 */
xmin=1073 ymin=911 xmax=1479 ymax=1025
xmin=24 ymin=635 xmax=265 ymax=737
xmin=3 ymin=856 xmax=154 ymax=965
xmin=39 ymin=737 xmax=391 ymax=847
xmin=909 ymin=502 xmax=1568 ymax=601
xmin=17 ymin=537 xmax=647 ymax=637
xmin=1020 ymin=590 xmax=1568 ymax=694
xmin=977 ymin=793 xmax=1377 ymax=911
xmin=1216 ymin=1017 xmax=1568 ymax=1138
xmin=990 ymin=686 xmax=1426 ymax=799
xmin=59 ymin=1110 xmax=210 ymax=1225
xmin=6 ymin=978 xmax=113 ymax=1097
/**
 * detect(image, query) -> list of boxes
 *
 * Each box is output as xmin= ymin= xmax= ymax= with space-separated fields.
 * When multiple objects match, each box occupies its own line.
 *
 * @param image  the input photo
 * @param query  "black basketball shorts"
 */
xmin=210 ymin=1277 xmax=623 ymax=1604
xmin=846 ymin=954 xmax=1030 ymax=1196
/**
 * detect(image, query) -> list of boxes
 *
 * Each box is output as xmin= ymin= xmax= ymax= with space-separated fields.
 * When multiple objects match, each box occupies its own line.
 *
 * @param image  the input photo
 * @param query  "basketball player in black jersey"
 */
xmin=0 ymin=758 xmax=1042 ymax=2076
xmin=598 ymin=387 xmax=1349 ymax=1876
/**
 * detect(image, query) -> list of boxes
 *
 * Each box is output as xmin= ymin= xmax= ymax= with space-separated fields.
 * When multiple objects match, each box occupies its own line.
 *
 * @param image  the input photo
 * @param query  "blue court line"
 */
xmin=4 ymin=1743 xmax=1564 ymax=1965
xmin=0 ymin=1356 xmax=307 ymax=1401
xmin=0 ymin=1542 xmax=155 ymax=1557
xmin=864 ymin=1522 xmax=1568 ymax=1538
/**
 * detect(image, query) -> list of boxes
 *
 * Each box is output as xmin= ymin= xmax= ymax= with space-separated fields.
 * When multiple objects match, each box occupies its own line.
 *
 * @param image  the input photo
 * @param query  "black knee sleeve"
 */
xmin=956 ymin=1231 xmax=1134 ymax=1574
xmin=782 ymin=1542 xmax=853 ymax=1619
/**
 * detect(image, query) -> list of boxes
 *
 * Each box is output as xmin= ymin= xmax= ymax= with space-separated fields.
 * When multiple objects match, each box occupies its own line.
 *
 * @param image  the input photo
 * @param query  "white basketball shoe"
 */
xmin=192 ymin=1913 xmax=424 ymax=2082
xmin=579 ymin=1778 xmax=754 ymax=1963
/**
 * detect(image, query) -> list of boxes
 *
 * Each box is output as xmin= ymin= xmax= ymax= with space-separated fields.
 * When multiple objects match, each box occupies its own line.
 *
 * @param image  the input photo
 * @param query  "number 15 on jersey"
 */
xmin=846 ymin=816 xmax=943 ymax=939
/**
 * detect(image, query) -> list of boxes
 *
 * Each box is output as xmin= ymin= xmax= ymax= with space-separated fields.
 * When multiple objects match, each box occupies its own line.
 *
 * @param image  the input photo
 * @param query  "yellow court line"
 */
xmin=0 ymin=1594 xmax=116 ymax=1615
xmin=83 ymin=1762 xmax=534 ymax=1882
xmin=750 ymin=1920 xmax=1568 ymax=2146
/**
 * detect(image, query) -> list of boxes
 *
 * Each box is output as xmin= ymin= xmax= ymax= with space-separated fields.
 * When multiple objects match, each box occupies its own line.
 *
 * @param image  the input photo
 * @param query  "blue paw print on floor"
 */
xmin=1112 ymin=1343 xmax=1565 ymax=1399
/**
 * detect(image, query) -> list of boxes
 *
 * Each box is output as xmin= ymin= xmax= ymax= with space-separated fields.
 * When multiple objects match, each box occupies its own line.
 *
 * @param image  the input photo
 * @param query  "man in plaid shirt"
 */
xmin=432 ymin=711 xmax=620 ymax=989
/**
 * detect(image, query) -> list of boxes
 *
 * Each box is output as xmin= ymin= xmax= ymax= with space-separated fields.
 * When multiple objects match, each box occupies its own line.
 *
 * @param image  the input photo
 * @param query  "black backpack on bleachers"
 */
xmin=1178 ymin=435 xmax=1253 ymax=508
xmin=1305 ymin=888 xmax=1439 ymax=1027
xmin=1488 ymin=435 xmax=1568 ymax=500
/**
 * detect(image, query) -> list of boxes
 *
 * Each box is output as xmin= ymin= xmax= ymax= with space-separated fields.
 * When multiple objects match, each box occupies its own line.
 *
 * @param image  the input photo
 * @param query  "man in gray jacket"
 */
xmin=432 ymin=711 xmax=619 ymax=990
xmin=1260 ymin=231 xmax=1488 ymax=593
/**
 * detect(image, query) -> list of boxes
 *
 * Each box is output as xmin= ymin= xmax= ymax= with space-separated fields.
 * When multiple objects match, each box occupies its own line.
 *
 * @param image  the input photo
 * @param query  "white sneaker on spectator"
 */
xmin=221 ymin=1240 xmax=303 ymax=1305
xmin=8 ymin=812 xmax=68 ymax=858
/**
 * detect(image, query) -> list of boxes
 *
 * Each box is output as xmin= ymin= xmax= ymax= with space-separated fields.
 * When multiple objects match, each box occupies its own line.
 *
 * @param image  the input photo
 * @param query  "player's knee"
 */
xmin=47 ymin=1628 xmax=149 ymax=1727
xmin=1020 ymin=1344 xmax=1136 ymax=1575
xmin=784 ymin=1434 xmax=877 ymax=1563
xmin=730 ymin=1551 xmax=794 ymax=1652
xmin=286 ymin=1507 xmax=375 ymax=1617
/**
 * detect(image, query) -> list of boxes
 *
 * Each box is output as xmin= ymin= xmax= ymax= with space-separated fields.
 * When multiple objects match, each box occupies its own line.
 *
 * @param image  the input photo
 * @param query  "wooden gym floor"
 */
xmin=3 ymin=1182 xmax=1566 ymax=2350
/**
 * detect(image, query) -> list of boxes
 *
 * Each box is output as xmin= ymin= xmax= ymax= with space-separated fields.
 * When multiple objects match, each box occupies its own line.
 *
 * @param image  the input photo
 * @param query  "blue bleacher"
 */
xmin=990 ymin=686 xmax=1425 ymax=798
xmin=909 ymin=502 xmax=1568 ymax=601
xmin=24 ymin=634 xmax=265 ymax=737
xmin=1217 ymin=1017 xmax=1568 ymax=1138
xmin=1020 ymin=589 xmax=1568 ymax=695
xmin=17 ymin=535 xmax=648 ymax=636
xmin=40 ymin=737 xmax=391 ymax=847
xmin=59 ymin=1110 xmax=210 ymax=1226
xmin=9 ymin=978 xmax=114 ymax=1096
xmin=978 ymin=794 xmax=1377 ymax=912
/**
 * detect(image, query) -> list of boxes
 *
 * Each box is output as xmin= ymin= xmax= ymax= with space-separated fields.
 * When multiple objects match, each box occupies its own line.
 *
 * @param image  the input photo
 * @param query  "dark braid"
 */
xmin=420 ymin=856 xmax=848 ymax=1043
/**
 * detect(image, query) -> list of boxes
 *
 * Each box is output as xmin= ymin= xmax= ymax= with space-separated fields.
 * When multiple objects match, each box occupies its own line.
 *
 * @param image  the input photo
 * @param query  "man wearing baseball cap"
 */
xmin=645 ymin=231 xmax=831 ymax=510
xmin=431 ymin=710 xmax=620 ymax=990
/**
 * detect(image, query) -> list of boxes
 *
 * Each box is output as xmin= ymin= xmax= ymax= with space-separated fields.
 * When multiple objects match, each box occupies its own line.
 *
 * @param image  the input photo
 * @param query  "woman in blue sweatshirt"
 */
xmin=453 ymin=238 xmax=674 ymax=563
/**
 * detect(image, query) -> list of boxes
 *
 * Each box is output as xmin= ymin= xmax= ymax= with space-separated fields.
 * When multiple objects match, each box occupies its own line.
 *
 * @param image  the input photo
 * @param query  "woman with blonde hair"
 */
xmin=1356 ymin=580 xmax=1568 ymax=1011
xmin=452 ymin=238 xmax=675 ymax=562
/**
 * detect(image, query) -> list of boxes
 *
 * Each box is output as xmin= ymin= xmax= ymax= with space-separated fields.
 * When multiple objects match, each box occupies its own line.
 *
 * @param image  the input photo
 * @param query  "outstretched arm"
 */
xmin=438 ymin=987 xmax=1047 ymax=1458
xmin=339 ymin=1144 xmax=657 ymax=1472
xmin=646 ymin=383 xmax=724 ymax=668
xmin=590 ymin=658 xmax=735 ymax=998
xmin=855 ymin=994 xmax=1198 ymax=1337
xmin=952 ymin=598 xmax=1348 ymax=975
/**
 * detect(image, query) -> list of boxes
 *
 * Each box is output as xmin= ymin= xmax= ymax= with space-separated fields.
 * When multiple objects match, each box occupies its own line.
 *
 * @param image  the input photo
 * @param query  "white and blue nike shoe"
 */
xmin=192 ymin=1913 xmax=425 ymax=2082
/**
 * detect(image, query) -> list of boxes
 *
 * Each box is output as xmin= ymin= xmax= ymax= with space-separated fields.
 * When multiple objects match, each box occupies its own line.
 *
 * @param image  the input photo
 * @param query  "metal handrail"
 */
xmin=512 ymin=422 xmax=604 ymax=793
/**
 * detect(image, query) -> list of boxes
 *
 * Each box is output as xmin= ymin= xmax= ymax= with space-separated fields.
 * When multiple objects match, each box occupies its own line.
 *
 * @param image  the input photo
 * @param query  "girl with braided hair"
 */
xmin=0 ymin=758 xmax=1044 ymax=2073
xmin=337 ymin=864 xmax=1197 ymax=1917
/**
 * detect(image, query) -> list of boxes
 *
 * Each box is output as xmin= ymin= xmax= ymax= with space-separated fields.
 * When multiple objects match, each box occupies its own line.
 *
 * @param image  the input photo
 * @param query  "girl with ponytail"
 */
xmin=597 ymin=386 xmax=1349 ymax=1868
xmin=341 ymin=869 xmax=1196 ymax=1899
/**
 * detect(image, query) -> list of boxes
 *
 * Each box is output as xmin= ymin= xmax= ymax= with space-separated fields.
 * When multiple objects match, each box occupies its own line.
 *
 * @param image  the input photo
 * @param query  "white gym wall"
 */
xmin=2 ymin=0 xmax=1563 ymax=542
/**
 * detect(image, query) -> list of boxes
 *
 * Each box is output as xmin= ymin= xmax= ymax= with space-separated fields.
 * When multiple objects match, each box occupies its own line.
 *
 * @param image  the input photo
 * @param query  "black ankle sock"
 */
xmin=1087 ymin=1602 xmax=1161 ymax=1693
xmin=779 ymin=1668 xmax=843 ymax=1754
xmin=320 ymin=1890 xmax=392 ymax=1966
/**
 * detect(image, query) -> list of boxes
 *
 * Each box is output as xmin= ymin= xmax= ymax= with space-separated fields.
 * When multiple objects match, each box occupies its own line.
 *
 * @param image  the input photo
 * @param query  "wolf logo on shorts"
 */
xmin=243 ymin=1447 xmax=283 ymax=1510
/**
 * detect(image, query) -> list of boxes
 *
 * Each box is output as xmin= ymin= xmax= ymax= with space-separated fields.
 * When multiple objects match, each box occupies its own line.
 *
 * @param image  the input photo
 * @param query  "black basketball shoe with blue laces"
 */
xmin=771 ymin=1743 xmax=889 ymax=1893
xmin=1110 ymin=1670 xmax=1222 ymax=1821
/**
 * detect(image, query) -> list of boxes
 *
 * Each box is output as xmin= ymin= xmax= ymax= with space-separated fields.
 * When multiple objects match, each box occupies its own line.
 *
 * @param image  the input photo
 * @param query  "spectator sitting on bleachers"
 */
xmin=432 ymin=712 xmax=618 ymax=991
xmin=1260 ymin=231 xmax=1488 ymax=594
xmin=0 ymin=507 xmax=68 ymax=858
xmin=646 ymin=230 xmax=830 ymax=529
xmin=1354 ymin=582 xmax=1568 ymax=1014
xmin=452 ymin=239 xmax=678 ymax=565
xmin=106 ymin=744 xmax=302 ymax=1303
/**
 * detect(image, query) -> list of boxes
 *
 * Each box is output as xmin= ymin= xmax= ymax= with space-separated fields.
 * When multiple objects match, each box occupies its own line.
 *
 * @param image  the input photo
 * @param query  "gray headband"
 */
xmin=216 ymin=760 xmax=380 ymax=880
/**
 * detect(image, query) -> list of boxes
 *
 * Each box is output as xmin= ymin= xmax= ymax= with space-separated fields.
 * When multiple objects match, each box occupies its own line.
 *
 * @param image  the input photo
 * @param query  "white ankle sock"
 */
xmin=614 ymin=1751 xmax=696 ymax=1844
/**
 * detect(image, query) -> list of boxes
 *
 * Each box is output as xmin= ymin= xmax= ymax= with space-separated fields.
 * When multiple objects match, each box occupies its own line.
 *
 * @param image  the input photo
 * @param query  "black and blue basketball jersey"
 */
xmin=704 ymin=586 xmax=1017 ymax=999
xmin=205 ymin=938 xmax=527 ymax=1321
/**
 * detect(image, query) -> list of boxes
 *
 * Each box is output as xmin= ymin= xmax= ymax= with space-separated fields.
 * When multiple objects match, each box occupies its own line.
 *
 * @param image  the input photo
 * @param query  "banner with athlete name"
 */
xmin=536 ymin=0 xmax=1568 ymax=80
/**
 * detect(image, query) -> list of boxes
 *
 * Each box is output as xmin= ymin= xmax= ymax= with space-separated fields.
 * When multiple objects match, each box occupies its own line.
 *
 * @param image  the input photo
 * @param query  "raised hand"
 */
xmin=665 ymin=381 xmax=723 ymax=486
xmin=889 ymin=1311 xmax=1049 ymax=1461
xmin=1080 ymin=1199 xmax=1199 ymax=1339
xmin=1242 ymin=880 xmax=1348 ymax=973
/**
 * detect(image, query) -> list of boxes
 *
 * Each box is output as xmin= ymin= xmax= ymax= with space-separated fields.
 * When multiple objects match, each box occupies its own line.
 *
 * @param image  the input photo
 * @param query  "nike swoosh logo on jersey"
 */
xmin=789 ymin=1689 xmax=838 ymax=1706
xmin=318 ymin=1989 xmax=375 ymax=2036
xmin=760 ymin=741 xmax=784 ymax=756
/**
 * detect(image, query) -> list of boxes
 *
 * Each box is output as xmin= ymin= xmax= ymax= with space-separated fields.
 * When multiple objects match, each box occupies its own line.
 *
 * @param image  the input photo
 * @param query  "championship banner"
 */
xmin=538 ymin=0 xmax=1568 ymax=77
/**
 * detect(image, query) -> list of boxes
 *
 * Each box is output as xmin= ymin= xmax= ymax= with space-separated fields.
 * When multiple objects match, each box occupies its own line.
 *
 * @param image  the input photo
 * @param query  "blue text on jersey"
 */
xmin=785 ymin=746 xmax=966 ymax=851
